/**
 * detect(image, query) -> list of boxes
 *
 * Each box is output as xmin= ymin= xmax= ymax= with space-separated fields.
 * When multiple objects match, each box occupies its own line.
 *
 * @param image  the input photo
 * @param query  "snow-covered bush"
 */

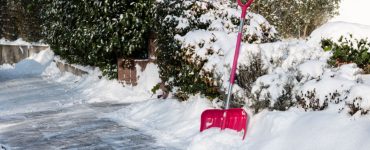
xmin=246 ymin=41 xmax=325 ymax=112
xmin=247 ymin=40 xmax=370 ymax=115
xmin=321 ymin=36 xmax=370 ymax=73
xmin=154 ymin=0 xmax=277 ymax=101
xmin=36 ymin=0 xmax=153 ymax=78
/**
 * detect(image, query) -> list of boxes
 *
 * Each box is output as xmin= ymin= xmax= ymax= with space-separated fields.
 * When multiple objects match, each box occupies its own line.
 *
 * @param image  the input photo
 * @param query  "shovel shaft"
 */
xmin=225 ymin=7 xmax=247 ymax=109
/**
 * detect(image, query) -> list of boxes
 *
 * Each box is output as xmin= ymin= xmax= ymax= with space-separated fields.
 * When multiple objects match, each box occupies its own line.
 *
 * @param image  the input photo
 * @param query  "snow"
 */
xmin=298 ymin=60 xmax=327 ymax=79
xmin=2 ymin=42 xmax=370 ymax=149
xmin=105 ymin=97 xmax=370 ymax=150
xmin=188 ymin=128 xmax=245 ymax=150
xmin=2 ymin=1 xmax=370 ymax=149
xmin=136 ymin=63 xmax=162 ymax=93
xmin=309 ymin=0 xmax=370 ymax=46
xmin=0 ymin=50 xmax=159 ymax=116
xmin=0 ymin=38 xmax=47 ymax=46
xmin=0 ymin=49 xmax=54 ymax=79
xmin=348 ymin=85 xmax=370 ymax=110
xmin=243 ymin=109 xmax=370 ymax=150
xmin=330 ymin=0 xmax=370 ymax=26
xmin=105 ymin=95 xmax=212 ymax=148
xmin=308 ymin=22 xmax=370 ymax=46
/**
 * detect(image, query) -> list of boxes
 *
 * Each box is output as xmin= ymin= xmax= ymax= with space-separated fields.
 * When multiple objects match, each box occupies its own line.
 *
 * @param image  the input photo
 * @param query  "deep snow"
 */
xmin=2 ymin=7 xmax=370 ymax=150
xmin=308 ymin=21 xmax=370 ymax=47
xmin=104 ymin=21 xmax=370 ymax=149
xmin=1 ymin=41 xmax=370 ymax=149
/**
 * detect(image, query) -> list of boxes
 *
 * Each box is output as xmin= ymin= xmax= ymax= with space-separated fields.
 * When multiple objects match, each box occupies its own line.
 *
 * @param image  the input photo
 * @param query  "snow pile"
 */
xmin=0 ymin=49 xmax=54 ymax=79
xmin=0 ymin=38 xmax=47 ymax=46
xmin=1 ymin=49 xmax=160 ymax=104
xmin=330 ymin=0 xmax=370 ymax=26
xmin=308 ymin=22 xmax=370 ymax=46
xmin=105 ymin=95 xmax=370 ymax=150
xmin=135 ymin=63 xmax=162 ymax=94
xmin=0 ymin=38 xmax=31 ymax=46
xmin=42 ymin=64 xmax=160 ymax=104
xmin=105 ymin=95 xmax=212 ymax=148
xmin=185 ymin=109 xmax=370 ymax=150
xmin=188 ymin=128 xmax=245 ymax=150
xmin=242 ymin=109 xmax=370 ymax=150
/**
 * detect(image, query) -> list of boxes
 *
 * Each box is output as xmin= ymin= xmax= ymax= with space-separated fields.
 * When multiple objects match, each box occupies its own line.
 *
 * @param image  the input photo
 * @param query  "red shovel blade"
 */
xmin=200 ymin=108 xmax=248 ymax=139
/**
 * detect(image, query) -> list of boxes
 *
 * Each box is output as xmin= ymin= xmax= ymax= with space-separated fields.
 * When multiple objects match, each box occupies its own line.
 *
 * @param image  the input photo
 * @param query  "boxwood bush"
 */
xmin=322 ymin=36 xmax=370 ymax=73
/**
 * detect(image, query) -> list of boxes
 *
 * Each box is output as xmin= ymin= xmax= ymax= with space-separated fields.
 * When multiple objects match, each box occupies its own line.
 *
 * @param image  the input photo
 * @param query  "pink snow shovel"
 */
xmin=200 ymin=0 xmax=254 ymax=140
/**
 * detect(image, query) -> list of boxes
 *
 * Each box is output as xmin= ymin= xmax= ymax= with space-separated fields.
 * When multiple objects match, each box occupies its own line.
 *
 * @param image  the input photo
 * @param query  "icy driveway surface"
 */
xmin=0 ymin=77 xmax=165 ymax=150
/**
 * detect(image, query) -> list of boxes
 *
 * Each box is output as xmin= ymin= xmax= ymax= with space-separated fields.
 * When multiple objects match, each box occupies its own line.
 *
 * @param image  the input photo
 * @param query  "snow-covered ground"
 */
xmin=105 ymin=21 xmax=370 ymax=149
xmin=2 ymin=24 xmax=370 ymax=149
xmin=2 ymin=2 xmax=370 ymax=148
xmin=0 ymin=51 xmax=165 ymax=149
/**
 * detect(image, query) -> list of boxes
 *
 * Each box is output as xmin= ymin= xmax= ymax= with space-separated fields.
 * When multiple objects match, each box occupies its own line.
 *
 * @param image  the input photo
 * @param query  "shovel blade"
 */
xmin=200 ymin=108 xmax=248 ymax=139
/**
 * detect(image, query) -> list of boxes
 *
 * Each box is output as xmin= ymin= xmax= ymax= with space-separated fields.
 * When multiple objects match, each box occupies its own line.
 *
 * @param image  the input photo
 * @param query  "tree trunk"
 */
xmin=303 ymin=24 xmax=309 ymax=38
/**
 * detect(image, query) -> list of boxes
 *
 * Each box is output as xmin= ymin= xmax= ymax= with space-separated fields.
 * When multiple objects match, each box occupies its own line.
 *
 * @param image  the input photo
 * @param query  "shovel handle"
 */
xmin=237 ymin=0 xmax=254 ymax=9
xmin=237 ymin=0 xmax=254 ymax=19
xmin=225 ymin=0 xmax=253 ymax=109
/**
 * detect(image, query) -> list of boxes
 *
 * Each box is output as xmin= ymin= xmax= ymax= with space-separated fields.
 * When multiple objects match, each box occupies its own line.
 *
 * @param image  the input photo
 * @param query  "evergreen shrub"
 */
xmin=322 ymin=36 xmax=370 ymax=73
xmin=35 ymin=0 xmax=153 ymax=78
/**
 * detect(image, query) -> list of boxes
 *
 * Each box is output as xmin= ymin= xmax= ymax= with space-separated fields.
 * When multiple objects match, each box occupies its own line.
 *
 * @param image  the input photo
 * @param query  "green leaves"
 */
xmin=35 ymin=0 xmax=153 ymax=79
xmin=322 ymin=36 xmax=370 ymax=73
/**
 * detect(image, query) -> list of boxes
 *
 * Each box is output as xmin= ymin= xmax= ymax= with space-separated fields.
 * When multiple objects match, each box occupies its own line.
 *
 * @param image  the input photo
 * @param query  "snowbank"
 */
xmin=104 ymin=95 xmax=213 ymax=148
xmin=308 ymin=22 xmax=370 ymax=46
xmin=0 ymin=49 xmax=54 ymax=79
xmin=330 ymin=0 xmax=370 ymax=26
xmin=104 ymin=96 xmax=370 ymax=150
xmin=43 ymin=64 xmax=161 ymax=104
xmin=0 ymin=49 xmax=160 ymax=104
xmin=241 ymin=109 xmax=370 ymax=150
xmin=0 ymin=38 xmax=47 ymax=46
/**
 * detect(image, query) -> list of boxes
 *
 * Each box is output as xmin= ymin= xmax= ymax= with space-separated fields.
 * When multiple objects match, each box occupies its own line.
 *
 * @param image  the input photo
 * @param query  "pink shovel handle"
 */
xmin=229 ymin=0 xmax=253 ymax=84
xmin=225 ymin=0 xmax=253 ymax=110
xmin=237 ymin=0 xmax=254 ymax=19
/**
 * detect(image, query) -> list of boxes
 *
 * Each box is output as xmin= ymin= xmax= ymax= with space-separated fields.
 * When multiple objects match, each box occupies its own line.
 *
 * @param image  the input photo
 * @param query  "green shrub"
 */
xmin=322 ymin=36 xmax=370 ymax=73
xmin=34 ymin=0 xmax=153 ymax=79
